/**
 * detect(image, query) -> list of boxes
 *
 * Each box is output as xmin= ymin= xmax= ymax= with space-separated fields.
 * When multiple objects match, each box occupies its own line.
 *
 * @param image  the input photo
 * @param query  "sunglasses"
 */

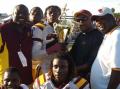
xmin=74 ymin=16 xmax=88 ymax=22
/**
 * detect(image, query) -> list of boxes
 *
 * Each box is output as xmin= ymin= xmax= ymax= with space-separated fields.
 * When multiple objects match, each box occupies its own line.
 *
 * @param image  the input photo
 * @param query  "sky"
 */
xmin=0 ymin=0 xmax=120 ymax=15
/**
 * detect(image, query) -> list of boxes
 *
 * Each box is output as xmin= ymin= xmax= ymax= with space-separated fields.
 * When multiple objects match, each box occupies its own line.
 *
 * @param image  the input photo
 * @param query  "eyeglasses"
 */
xmin=74 ymin=16 xmax=88 ymax=22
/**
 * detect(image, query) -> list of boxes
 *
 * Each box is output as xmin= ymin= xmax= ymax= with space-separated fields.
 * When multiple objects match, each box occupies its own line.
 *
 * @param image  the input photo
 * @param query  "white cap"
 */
xmin=98 ymin=7 xmax=113 ymax=16
xmin=92 ymin=7 xmax=114 ymax=20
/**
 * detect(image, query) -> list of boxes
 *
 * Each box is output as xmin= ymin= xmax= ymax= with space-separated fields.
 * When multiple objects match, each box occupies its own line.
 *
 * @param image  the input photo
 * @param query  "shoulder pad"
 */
xmin=34 ymin=23 xmax=45 ymax=30
xmin=73 ymin=76 xmax=89 ymax=89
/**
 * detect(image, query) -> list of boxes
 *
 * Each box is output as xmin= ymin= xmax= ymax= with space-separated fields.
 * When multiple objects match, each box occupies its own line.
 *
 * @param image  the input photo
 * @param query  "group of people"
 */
xmin=0 ymin=3 xmax=120 ymax=89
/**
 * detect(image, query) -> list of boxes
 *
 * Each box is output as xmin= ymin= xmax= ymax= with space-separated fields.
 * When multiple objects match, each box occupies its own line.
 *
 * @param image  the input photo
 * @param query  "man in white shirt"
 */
xmin=90 ymin=7 xmax=120 ymax=89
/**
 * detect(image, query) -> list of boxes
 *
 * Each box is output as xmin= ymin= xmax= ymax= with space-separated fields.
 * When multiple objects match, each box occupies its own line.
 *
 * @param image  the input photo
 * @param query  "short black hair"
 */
xmin=14 ymin=4 xmax=29 ymax=13
xmin=30 ymin=7 xmax=43 ymax=19
xmin=44 ymin=5 xmax=61 ymax=17
xmin=4 ymin=67 xmax=20 ymax=77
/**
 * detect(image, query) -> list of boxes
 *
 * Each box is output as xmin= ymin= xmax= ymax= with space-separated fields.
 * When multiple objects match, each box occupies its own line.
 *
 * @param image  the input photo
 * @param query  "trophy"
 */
xmin=53 ymin=4 xmax=72 ymax=43
xmin=53 ymin=21 xmax=70 ymax=43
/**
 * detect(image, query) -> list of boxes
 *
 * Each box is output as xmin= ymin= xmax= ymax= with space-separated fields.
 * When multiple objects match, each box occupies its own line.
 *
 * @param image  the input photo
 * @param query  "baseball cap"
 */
xmin=74 ymin=9 xmax=92 ymax=18
xmin=92 ymin=7 xmax=113 ymax=21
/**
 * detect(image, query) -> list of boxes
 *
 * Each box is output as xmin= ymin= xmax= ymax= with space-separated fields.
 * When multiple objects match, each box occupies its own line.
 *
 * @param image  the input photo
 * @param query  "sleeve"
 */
xmin=62 ymin=81 xmax=79 ymax=89
xmin=33 ymin=78 xmax=40 ymax=89
xmin=117 ymin=84 xmax=120 ymax=89
xmin=63 ymin=77 xmax=90 ymax=89
xmin=32 ymin=26 xmax=46 ymax=59
xmin=83 ymin=84 xmax=90 ymax=89
xmin=110 ymin=31 xmax=120 ymax=68
xmin=73 ymin=77 xmax=90 ymax=89
xmin=20 ymin=84 xmax=29 ymax=89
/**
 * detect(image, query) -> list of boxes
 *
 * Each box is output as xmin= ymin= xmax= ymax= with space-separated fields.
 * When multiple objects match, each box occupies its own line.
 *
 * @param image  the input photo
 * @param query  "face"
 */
xmin=46 ymin=8 xmax=60 ymax=24
xmin=95 ymin=19 xmax=109 ymax=34
xmin=3 ymin=72 xmax=20 ymax=89
xmin=29 ymin=8 xmax=43 ymax=24
xmin=75 ymin=15 xmax=91 ymax=31
xmin=12 ymin=5 xmax=29 ymax=25
xmin=52 ymin=58 xmax=69 ymax=83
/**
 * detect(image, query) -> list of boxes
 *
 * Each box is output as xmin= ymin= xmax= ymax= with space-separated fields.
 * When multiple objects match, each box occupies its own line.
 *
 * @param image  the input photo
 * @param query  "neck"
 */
xmin=82 ymin=26 xmax=93 ymax=33
xmin=52 ymin=79 xmax=66 ymax=88
xmin=49 ymin=22 xmax=53 ymax=27
xmin=106 ymin=25 xmax=118 ymax=34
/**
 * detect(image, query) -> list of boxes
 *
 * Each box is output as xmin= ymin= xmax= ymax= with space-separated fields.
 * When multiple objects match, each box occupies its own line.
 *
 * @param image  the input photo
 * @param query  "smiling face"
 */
xmin=52 ymin=58 xmax=69 ymax=83
xmin=95 ymin=19 xmax=105 ymax=32
xmin=12 ymin=4 xmax=29 ymax=25
xmin=95 ymin=18 xmax=111 ymax=34
xmin=92 ymin=14 xmax=117 ymax=34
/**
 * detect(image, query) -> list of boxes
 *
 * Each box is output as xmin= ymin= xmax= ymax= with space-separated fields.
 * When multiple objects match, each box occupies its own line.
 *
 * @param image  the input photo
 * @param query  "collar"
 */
xmin=107 ymin=25 xmax=120 ymax=35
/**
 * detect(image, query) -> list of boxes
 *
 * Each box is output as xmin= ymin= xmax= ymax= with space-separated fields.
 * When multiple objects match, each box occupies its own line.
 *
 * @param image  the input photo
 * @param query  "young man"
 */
xmin=90 ymin=12 xmax=120 ymax=89
xmin=70 ymin=10 xmax=103 ymax=81
xmin=0 ymin=4 xmax=33 ymax=85
xmin=33 ymin=52 xmax=90 ymax=89
xmin=29 ymin=7 xmax=43 ymax=25
xmin=32 ymin=5 xmax=62 ymax=75
xmin=0 ymin=67 xmax=28 ymax=89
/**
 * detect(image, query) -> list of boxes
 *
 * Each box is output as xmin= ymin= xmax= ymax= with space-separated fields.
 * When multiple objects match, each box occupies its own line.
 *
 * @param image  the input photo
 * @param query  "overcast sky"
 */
xmin=0 ymin=0 xmax=120 ymax=15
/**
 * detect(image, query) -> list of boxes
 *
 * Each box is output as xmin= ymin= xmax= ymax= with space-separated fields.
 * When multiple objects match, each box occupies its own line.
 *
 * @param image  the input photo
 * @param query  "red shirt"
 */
xmin=0 ymin=21 xmax=33 ymax=85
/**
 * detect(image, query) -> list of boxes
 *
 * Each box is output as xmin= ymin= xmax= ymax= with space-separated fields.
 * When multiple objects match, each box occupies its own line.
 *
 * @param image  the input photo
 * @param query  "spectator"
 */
xmin=69 ymin=10 xmax=103 ymax=81
xmin=90 ymin=12 xmax=120 ymax=89
xmin=0 ymin=4 xmax=33 ymax=85
xmin=0 ymin=67 xmax=29 ymax=89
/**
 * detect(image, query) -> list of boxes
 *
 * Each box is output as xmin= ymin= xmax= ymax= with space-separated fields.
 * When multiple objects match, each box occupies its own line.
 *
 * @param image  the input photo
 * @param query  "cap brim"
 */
xmin=91 ymin=14 xmax=105 ymax=21
xmin=91 ymin=14 xmax=113 ymax=21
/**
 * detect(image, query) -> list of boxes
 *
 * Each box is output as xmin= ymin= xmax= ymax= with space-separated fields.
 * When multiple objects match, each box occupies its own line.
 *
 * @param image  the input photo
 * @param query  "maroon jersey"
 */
xmin=0 ymin=21 xmax=33 ymax=85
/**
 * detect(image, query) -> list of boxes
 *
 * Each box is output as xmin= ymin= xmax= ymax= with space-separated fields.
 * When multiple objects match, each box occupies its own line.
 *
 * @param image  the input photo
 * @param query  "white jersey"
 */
xmin=39 ymin=77 xmax=90 ymax=89
xmin=32 ymin=22 xmax=57 ymax=74
xmin=32 ymin=22 xmax=55 ymax=58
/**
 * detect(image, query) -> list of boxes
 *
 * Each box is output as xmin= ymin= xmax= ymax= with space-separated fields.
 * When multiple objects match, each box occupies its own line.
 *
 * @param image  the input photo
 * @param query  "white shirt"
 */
xmin=90 ymin=27 xmax=120 ymax=89
xmin=32 ymin=22 xmax=56 ymax=73
xmin=32 ymin=22 xmax=55 ymax=59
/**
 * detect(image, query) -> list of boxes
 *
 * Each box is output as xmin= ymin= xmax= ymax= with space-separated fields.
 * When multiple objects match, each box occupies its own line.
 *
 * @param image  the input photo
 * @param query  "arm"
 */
xmin=0 ymin=30 xmax=5 ymax=53
xmin=76 ymin=44 xmax=101 ymax=73
xmin=63 ymin=77 xmax=90 ymax=89
xmin=110 ymin=31 xmax=120 ymax=68
xmin=106 ymin=30 xmax=120 ymax=89
xmin=62 ymin=81 xmax=79 ymax=89
xmin=32 ymin=26 xmax=46 ymax=59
